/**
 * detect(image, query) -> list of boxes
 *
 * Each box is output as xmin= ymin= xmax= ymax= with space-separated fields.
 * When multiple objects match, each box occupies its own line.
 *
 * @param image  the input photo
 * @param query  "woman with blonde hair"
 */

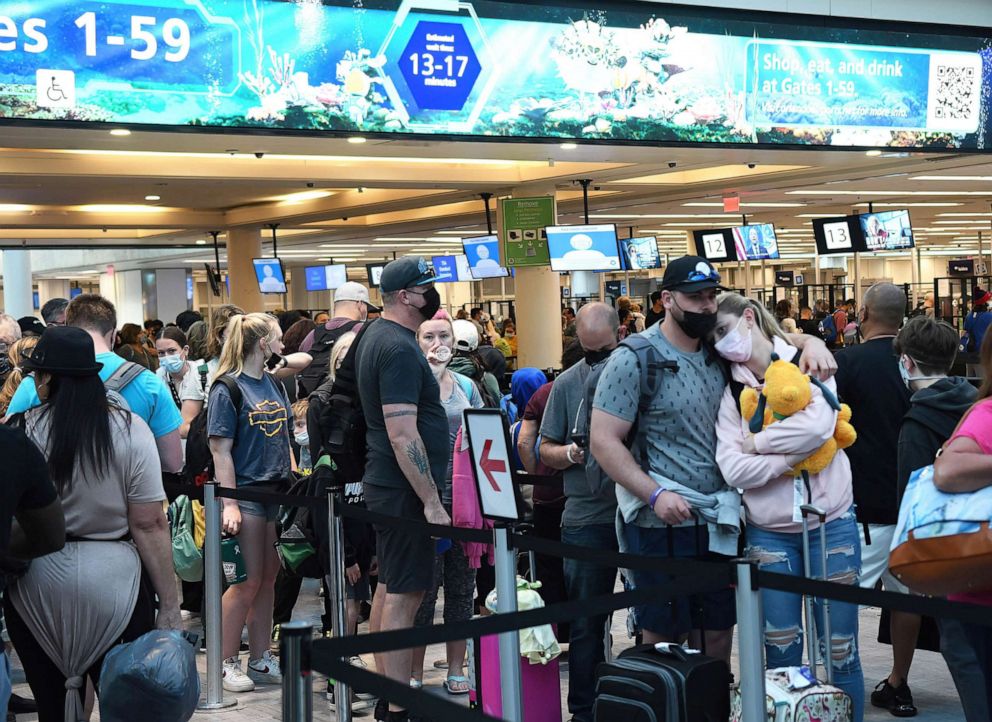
xmin=712 ymin=292 xmax=863 ymax=719
xmin=207 ymin=313 xmax=293 ymax=692
xmin=0 ymin=337 xmax=38 ymax=416
xmin=205 ymin=304 xmax=245 ymax=385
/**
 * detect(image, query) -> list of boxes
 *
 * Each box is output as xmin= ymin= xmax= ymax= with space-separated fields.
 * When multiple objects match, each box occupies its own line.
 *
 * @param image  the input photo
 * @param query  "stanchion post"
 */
xmin=281 ymin=622 xmax=314 ymax=722
xmin=198 ymin=482 xmax=237 ymax=710
xmin=735 ymin=562 xmax=766 ymax=722
xmin=327 ymin=489 xmax=352 ymax=722
xmin=494 ymin=525 xmax=524 ymax=722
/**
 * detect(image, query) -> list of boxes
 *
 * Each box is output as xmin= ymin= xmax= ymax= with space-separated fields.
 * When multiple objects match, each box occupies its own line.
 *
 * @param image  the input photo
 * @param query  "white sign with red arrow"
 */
xmin=463 ymin=409 xmax=521 ymax=522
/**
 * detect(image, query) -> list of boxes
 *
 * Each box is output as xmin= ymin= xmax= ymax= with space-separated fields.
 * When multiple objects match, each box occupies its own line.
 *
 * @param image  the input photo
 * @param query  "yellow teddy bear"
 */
xmin=739 ymin=354 xmax=856 ymax=476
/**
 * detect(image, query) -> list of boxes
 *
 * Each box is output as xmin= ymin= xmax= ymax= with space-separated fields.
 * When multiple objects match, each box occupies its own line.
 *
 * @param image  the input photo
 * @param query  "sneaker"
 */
xmin=247 ymin=650 xmax=283 ymax=684
xmin=222 ymin=657 xmax=255 ymax=693
xmin=870 ymin=679 xmax=918 ymax=717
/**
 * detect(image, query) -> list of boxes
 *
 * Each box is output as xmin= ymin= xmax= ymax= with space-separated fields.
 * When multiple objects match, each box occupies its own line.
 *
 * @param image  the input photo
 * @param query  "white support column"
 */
xmin=37 ymin=279 xmax=71 ymax=311
xmin=152 ymin=269 xmax=192 ymax=325
xmin=2 ymin=250 xmax=34 ymax=319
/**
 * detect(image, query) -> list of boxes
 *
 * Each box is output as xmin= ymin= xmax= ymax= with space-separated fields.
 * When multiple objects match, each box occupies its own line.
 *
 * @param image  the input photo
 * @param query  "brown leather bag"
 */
xmin=888 ymin=405 xmax=992 ymax=596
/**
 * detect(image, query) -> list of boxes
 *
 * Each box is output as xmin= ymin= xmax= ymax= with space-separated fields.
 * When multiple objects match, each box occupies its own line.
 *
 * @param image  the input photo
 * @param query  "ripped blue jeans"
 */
xmin=746 ymin=508 xmax=864 ymax=722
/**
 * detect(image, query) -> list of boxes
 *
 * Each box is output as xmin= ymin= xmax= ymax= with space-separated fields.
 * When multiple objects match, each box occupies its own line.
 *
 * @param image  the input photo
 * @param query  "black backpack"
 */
xmin=274 ymin=456 xmax=334 ymax=578
xmin=183 ymin=375 xmax=243 ymax=484
xmin=296 ymin=321 xmax=361 ymax=398
xmin=581 ymin=335 xmax=679 ymax=496
xmin=306 ymin=319 xmax=377 ymax=483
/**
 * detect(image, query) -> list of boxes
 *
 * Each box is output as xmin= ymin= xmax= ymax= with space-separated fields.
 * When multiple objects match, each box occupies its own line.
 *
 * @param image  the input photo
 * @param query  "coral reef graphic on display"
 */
xmin=0 ymin=0 xmax=989 ymax=149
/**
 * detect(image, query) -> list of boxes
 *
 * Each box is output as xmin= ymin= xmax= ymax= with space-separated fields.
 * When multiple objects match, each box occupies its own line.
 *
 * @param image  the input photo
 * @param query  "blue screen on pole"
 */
xmin=462 ymin=236 xmax=508 ymax=279
xmin=546 ymin=224 xmax=621 ymax=272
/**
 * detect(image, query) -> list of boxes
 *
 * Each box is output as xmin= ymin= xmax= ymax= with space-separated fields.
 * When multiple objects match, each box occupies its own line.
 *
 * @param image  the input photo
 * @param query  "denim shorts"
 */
xmin=238 ymin=499 xmax=280 ymax=523
xmin=623 ymin=523 xmax=736 ymax=638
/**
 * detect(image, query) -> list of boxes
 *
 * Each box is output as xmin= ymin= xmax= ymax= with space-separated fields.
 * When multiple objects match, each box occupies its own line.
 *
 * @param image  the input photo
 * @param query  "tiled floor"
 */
xmin=9 ymin=578 xmax=968 ymax=721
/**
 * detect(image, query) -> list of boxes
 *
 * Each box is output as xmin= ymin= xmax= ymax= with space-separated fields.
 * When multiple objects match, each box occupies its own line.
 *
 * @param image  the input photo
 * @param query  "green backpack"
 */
xmin=169 ymin=495 xmax=203 ymax=583
xmin=275 ymin=456 xmax=335 ymax=578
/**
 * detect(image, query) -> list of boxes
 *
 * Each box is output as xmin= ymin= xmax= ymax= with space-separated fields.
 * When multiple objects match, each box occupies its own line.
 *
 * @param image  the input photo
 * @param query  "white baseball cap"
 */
xmin=334 ymin=282 xmax=381 ymax=312
xmin=452 ymin=319 xmax=479 ymax=352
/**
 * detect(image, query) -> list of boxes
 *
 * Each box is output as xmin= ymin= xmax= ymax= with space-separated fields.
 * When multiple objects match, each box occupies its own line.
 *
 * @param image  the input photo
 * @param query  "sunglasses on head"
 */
xmin=685 ymin=268 xmax=721 ymax=283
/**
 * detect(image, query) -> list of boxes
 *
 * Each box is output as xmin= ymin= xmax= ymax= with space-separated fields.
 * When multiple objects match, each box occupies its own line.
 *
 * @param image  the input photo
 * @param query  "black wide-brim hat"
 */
xmin=22 ymin=326 xmax=103 ymax=377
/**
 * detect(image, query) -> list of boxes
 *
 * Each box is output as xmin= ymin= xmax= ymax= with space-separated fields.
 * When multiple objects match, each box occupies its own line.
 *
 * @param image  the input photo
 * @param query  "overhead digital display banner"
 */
xmin=1 ymin=0 xmax=990 ymax=150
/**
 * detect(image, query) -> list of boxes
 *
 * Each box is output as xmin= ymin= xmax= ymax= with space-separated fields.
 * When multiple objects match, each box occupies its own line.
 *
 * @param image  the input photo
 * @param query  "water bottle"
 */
xmin=220 ymin=534 xmax=247 ymax=585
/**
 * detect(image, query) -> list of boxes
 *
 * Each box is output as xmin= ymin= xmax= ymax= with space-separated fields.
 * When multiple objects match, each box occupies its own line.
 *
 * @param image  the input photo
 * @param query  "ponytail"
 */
xmin=0 ymin=337 xmax=38 ymax=416
xmin=214 ymin=312 xmax=276 ymax=378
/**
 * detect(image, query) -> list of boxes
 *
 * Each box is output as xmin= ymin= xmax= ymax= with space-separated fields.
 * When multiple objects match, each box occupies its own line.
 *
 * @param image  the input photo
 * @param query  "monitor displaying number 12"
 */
xmin=702 ymin=233 xmax=727 ymax=259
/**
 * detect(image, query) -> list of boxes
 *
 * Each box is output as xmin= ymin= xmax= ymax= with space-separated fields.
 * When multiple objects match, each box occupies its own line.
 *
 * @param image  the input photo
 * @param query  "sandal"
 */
xmin=443 ymin=675 xmax=470 ymax=695
xmin=409 ymin=678 xmax=423 ymax=689
xmin=432 ymin=659 xmax=449 ymax=670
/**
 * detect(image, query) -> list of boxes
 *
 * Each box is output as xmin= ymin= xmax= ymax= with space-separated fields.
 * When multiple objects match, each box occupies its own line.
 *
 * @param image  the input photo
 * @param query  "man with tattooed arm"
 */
xmin=354 ymin=256 xmax=449 ymax=722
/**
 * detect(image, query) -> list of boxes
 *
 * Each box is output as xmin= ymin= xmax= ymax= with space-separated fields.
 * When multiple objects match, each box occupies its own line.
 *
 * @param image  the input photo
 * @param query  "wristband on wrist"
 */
xmin=648 ymin=487 xmax=665 ymax=510
xmin=565 ymin=445 xmax=577 ymax=465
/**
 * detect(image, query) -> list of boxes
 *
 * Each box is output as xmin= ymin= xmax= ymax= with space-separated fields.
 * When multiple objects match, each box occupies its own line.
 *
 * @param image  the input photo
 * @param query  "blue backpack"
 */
xmin=499 ymin=393 xmax=518 ymax=422
xmin=818 ymin=315 xmax=837 ymax=344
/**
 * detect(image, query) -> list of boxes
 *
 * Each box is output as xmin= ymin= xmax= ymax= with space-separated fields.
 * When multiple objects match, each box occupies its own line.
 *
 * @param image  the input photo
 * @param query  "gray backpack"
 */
xmin=580 ymin=335 xmax=679 ymax=497
xmin=104 ymin=362 xmax=145 ymax=412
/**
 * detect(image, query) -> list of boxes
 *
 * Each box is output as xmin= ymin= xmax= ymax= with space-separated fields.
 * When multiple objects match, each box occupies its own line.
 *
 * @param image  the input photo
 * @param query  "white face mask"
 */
xmin=294 ymin=432 xmax=309 ymax=447
xmin=899 ymin=356 xmax=944 ymax=390
xmin=714 ymin=316 xmax=753 ymax=363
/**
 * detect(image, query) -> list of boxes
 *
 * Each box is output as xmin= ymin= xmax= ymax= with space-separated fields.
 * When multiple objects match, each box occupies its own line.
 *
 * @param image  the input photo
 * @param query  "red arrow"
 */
xmin=480 ymin=438 xmax=506 ymax=492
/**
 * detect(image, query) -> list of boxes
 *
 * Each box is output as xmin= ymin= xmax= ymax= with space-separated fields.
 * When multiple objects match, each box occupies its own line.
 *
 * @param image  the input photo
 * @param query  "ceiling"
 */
xmin=2 ymin=124 xmax=992 ymax=279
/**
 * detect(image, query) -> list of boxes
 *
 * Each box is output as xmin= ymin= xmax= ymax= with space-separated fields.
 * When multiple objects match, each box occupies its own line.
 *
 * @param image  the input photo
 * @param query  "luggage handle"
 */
xmin=653 ymin=642 xmax=690 ymax=662
xmin=799 ymin=502 xmax=833 ymax=685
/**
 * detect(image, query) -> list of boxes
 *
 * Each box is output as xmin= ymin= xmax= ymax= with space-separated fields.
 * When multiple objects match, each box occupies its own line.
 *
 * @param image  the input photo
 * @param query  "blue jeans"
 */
xmin=745 ymin=509 xmax=864 ymax=722
xmin=561 ymin=524 xmax=618 ymax=722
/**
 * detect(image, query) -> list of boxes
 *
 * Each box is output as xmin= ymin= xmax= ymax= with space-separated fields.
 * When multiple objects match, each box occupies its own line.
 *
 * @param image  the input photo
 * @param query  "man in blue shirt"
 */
xmin=6 ymin=294 xmax=182 ymax=472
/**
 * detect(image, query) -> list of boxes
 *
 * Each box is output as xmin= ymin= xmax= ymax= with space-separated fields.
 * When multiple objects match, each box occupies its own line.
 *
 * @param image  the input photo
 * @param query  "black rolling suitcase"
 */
xmin=592 ymin=643 xmax=730 ymax=721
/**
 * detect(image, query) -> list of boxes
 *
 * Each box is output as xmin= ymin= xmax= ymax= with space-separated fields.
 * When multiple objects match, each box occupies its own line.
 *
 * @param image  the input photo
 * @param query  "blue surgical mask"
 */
xmin=294 ymin=432 xmax=309 ymax=447
xmin=161 ymin=355 xmax=185 ymax=374
xmin=898 ymin=360 xmax=912 ymax=389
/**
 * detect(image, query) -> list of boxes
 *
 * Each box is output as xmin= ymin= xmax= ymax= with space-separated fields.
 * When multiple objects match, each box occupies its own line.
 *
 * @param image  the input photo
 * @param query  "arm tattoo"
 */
xmin=384 ymin=410 xmax=417 ymax=419
xmin=405 ymin=440 xmax=431 ymax=477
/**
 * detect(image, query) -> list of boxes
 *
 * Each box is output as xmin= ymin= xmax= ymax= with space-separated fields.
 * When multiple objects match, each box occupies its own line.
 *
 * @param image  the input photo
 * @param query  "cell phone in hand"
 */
xmin=571 ymin=433 xmax=588 ymax=449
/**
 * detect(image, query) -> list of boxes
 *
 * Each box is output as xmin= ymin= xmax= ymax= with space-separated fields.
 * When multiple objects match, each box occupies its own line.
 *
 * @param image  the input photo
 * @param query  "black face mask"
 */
xmin=673 ymin=299 xmax=717 ymax=339
xmin=584 ymin=348 xmax=612 ymax=366
xmin=415 ymin=287 xmax=442 ymax=320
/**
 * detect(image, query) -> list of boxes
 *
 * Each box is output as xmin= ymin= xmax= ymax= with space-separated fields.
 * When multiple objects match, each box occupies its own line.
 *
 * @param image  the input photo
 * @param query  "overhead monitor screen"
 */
xmin=619 ymin=236 xmax=663 ymax=270
xmin=366 ymin=264 xmax=385 ymax=288
xmin=859 ymin=209 xmax=914 ymax=251
xmin=546 ymin=224 xmax=621 ymax=272
xmin=432 ymin=254 xmax=473 ymax=283
xmin=813 ymin=216 xmax=861 ymax=255
xmin=462 ymin=235 xmax=509 ymax=279
xmin=693 ymin=229 xmax=736 ymax=263
xmin=252 ymin=258 xmax=287 ymax=294
xmin=304 ymin=264 xmax=347 ymax=291
xmin=731 ymin=223 xmax=779 ymax=261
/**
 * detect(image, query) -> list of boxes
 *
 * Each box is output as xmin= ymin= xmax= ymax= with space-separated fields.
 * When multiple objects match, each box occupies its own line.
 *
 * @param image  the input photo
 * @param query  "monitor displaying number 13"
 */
xmin=823 ymin=221 xmax=853 ymax=250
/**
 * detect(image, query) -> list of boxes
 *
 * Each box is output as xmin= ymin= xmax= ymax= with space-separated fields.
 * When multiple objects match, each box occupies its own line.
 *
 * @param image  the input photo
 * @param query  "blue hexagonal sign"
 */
xmin=398 ymin=20 xmax=482 ymax=112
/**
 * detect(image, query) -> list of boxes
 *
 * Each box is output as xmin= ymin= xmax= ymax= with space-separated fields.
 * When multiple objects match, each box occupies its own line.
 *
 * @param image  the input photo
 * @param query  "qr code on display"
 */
xmin=933 ymin=64 xmax=976 ymax=120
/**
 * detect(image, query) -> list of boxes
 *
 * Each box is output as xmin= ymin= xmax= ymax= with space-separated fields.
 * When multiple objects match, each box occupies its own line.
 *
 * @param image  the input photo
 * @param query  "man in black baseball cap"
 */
xmin=352 ymin=256 xmax=448 ymax=721
xmin=589 ymin=255 xmax=836 ymax=664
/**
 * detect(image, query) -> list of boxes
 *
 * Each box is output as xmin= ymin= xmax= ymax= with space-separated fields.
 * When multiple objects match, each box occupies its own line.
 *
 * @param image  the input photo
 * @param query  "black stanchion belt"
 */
xmin=322 ymin=658 xmax=491 ymax=720
xmin=338 ymin=503 xmax=497 ymax=545
xmin=312 ymin=573 xmax=731 ymax=661
xmin=757 ymin=569 xmax=992 ymax=629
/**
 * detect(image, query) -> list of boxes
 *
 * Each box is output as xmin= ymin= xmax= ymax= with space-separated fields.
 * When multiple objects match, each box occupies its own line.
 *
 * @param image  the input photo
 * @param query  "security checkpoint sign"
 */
xmin=463 ymin=409 xmax=523 ymax=523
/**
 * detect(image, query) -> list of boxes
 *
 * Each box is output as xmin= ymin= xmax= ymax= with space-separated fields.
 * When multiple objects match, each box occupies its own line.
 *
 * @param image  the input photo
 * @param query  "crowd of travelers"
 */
xmin=0 ymin=254 xmax=987 ymax=722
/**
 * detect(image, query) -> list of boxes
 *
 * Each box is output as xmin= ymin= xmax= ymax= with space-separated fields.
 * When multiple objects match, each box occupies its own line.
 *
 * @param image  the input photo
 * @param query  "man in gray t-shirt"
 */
xmin=539 ymin=302 xmax=619 ymax=722
xmin=591 ymin=257 xmax=835 ymax=663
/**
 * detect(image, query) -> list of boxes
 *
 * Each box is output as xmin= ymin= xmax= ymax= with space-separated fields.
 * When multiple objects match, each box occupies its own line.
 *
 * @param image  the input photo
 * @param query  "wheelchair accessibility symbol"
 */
xmin=36 ymin=70 xmax=75 ymax=110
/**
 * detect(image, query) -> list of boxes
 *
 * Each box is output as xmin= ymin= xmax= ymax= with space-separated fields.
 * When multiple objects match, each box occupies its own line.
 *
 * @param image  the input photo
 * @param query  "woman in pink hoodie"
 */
xmin=712 ymin=293 xmax=864 ymax=720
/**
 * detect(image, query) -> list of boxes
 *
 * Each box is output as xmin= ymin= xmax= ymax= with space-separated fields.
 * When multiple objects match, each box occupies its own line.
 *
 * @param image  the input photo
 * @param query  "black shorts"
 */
xmin=364 ymin=483 xmax=434 ymax=594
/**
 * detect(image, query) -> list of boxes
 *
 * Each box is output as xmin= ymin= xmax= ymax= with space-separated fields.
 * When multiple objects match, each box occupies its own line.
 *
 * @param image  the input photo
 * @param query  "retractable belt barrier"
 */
xmin=167 ymin=480 xmax=992 ymax=722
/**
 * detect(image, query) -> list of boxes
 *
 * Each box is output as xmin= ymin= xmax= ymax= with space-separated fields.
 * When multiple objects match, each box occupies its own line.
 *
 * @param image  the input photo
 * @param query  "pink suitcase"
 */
xmin=474 ymin=632 xmax=562 ymax=722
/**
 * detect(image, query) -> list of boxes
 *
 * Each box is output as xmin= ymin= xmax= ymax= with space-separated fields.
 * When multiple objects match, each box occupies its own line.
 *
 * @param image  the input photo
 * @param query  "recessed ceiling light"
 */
xmin=109 ymin=129 xmax=131 ymax=136
xmin=347 ymin=136 xmax=367 ymax=144
xmin=195 ymin=240 xmax=207 ymax=245
xmin=865 ymin=150 xmax=883 ymax=157
xmin=144 ymin=195 xmax=161 ymax=201
xmin=560 ymin=143 xmax=578 ymax=150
